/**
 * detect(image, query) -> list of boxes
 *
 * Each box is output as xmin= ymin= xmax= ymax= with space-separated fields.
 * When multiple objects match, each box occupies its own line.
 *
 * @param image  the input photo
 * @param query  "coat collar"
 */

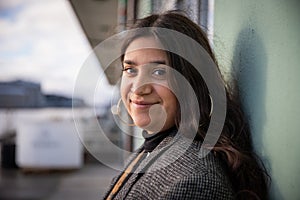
xmin=134 ymin=131 xmax=195 ymax=174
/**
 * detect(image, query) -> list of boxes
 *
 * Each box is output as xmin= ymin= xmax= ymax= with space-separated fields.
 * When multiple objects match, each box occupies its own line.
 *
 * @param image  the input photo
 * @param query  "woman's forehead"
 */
xmin=124 ymin=37 xmax=168 ymax=66
xmin=124 ymin=48 xmax=168 ymax=64
xmin=125 ymin=36 xmax=164 ymax=53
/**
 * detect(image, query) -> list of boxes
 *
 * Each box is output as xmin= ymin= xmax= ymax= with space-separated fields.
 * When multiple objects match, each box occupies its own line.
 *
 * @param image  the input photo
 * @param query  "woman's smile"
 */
xmin=130 ymin=99 xmax=160 ymax=109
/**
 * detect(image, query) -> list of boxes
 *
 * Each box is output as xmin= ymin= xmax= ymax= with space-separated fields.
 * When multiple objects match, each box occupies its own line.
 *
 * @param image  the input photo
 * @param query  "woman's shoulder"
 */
xmin=137 ymin=138 xmax=234 ymax=199
xmin=166 ymin=138 xmax=228 ymax=176
xmin=144 ymin=135 xmax=230 ymax=182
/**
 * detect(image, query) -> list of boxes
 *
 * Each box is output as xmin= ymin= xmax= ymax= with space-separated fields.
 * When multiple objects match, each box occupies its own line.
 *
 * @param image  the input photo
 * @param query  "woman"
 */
xmin=104 ymin=11 xmax=269 ymax=200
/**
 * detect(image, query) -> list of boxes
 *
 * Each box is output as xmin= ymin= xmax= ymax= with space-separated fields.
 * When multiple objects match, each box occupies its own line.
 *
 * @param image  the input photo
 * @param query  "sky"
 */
xmin=0 ymin=0 xmax=114 ymax=106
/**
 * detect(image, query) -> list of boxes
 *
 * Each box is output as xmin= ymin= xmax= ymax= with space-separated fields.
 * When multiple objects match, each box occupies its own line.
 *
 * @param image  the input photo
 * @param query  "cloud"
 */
xmin=0 ymin=0 xmax=23 ymax=9
xmin=0 ymin=0 xmax=112 ymax=105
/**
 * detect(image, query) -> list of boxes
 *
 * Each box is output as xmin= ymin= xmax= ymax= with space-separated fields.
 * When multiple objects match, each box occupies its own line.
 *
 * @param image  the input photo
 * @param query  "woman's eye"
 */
xmin=123 ymin=67 xmax=137 ymax=76
xmin=153 ymin=69 xmax=166 ymax=76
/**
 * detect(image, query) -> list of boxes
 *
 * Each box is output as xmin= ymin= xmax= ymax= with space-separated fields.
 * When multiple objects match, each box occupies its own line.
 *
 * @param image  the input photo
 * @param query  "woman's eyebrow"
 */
xmin=149 ymin=60 xmax=166 ymax=65
xmin=123 ymin=60 xmax=167 ymax=65
xmin=123 ymin=60 xmax=136 ymax=65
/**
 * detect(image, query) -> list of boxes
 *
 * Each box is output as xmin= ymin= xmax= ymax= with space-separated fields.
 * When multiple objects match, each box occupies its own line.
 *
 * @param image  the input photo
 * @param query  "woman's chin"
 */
xmin=133 ymin=118 xmax=151 ymax=129
xmin=134 ymin=119 xmax=166 ymax=133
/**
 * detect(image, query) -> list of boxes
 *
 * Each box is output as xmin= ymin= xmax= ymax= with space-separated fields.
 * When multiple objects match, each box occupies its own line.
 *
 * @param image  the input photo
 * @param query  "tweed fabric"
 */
xmin=103 ymin=132 xmax=234 ymax=200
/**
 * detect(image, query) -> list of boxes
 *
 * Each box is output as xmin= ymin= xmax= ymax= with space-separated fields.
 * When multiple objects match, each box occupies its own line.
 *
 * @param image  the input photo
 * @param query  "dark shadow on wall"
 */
xmin=232 ymin=27 xmax=283 ymax=199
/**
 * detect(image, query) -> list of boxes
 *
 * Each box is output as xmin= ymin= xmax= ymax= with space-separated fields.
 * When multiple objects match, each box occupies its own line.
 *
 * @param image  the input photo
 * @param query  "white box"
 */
xmin=16 ymin=119 xmax=83 ymax=169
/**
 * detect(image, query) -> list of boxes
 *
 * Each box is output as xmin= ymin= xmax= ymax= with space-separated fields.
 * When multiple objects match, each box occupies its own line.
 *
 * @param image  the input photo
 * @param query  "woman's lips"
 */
xmin=130 ymin=99 xmax=158 ymax=109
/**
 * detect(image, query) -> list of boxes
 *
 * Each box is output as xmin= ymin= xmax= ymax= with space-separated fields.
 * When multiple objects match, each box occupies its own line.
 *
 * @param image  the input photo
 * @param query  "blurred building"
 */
xmin=44 ymin=94 xmax=85 ymax=108
xmin=0 ymin=80 xmax=85 ymax=108
xmin=0 ymin=80 xmax=45 ymax=108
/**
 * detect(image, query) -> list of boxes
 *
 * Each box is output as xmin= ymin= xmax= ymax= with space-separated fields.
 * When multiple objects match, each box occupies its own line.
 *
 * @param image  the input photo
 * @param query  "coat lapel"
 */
xmin=104 ymin=130 xmax=195 ymax=199
xmin=136 ymin=133 xmax=196 ymax=176
xmin=102 ymin=148 xmax=143 ymax=199
xmin=133 ymin=131 xmax=182 ymax=174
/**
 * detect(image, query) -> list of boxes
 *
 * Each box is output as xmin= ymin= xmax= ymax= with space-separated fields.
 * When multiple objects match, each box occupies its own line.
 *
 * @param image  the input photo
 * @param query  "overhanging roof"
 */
xmin=69 ymin=0 xmax=120 ymax=85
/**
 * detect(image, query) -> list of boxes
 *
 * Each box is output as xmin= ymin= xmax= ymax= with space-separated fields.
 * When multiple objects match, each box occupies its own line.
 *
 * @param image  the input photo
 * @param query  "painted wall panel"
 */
xmin=214 ymin=0 xmax=300 ymax=199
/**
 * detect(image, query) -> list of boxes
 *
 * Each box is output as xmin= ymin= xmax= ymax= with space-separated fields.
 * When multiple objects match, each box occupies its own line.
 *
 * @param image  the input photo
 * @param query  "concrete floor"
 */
xmin=0 ymin=163 xmax=120 ymax=200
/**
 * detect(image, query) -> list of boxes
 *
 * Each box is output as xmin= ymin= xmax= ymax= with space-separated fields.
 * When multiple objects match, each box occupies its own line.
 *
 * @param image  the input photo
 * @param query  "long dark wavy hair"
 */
xmin=121 ymin=11 xmax=270 ymax=200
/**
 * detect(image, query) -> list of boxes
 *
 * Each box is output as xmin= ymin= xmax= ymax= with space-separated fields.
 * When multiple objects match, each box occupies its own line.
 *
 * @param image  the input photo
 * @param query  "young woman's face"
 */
xmin=121 ymin=37 xmax=178 ymax=133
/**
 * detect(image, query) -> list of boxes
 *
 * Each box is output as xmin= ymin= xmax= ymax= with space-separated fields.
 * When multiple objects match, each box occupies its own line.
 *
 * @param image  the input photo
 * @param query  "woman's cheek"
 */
xmin=120 ymin=78 xmax=131 ymax=111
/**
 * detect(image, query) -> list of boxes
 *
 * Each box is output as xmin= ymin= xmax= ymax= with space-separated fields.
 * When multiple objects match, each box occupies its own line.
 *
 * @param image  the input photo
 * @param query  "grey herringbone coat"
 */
xmin=103 ymin=132 xmax=234 ymax=200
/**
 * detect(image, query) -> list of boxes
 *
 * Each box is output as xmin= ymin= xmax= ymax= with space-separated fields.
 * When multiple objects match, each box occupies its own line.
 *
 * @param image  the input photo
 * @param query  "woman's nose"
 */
xmin=132 ymin=83 xmax=152 ymax=95
xmin=131 ymin=74 xmax=152 ymax=95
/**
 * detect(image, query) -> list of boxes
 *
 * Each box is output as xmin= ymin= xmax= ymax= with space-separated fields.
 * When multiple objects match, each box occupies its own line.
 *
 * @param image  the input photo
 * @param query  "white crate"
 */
xmin=16 ymin=119 xmax=83 ymax=169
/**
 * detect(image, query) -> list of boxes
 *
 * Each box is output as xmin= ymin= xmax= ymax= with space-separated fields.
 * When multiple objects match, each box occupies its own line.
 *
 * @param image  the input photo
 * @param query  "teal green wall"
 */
xmin=214 ymin=0 xmax=300 ymax=199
